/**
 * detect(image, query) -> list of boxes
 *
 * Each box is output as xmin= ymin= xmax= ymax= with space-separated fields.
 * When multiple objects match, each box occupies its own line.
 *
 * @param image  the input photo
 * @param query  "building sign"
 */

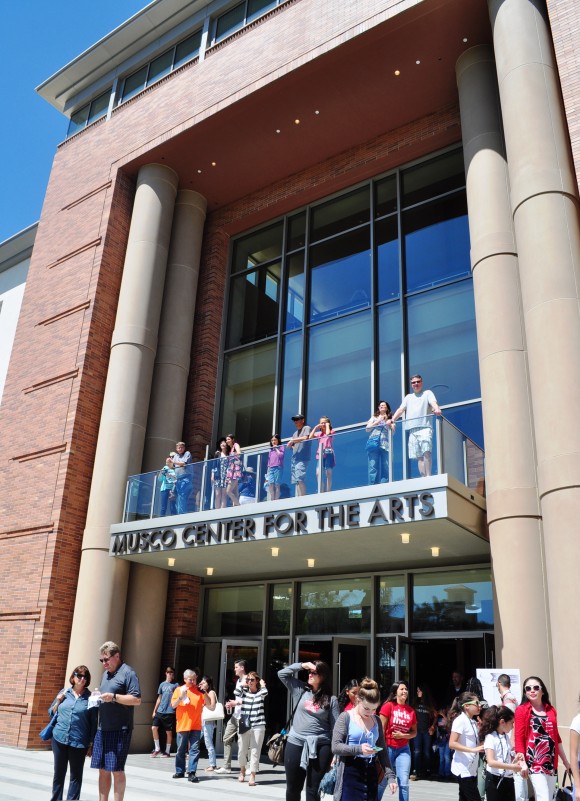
xmin=110 ymin=489 xmax=443 ymax=556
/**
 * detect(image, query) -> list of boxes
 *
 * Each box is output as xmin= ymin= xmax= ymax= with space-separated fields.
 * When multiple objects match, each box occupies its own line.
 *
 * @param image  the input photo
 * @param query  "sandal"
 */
xmin=249 ymin=780 xmax=257 ymax=786
xmin=238 ymin=772 xmax=245 ymax=783
xmin=205 ymin=766 xmax=215 ymax=772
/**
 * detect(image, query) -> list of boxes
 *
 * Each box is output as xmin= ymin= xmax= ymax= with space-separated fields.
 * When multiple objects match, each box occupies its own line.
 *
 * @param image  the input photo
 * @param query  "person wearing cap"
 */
xmin=287 ymin=414 xmax=312 ymax=496
xmin=238 ymin=466 xmax=257 ymax=504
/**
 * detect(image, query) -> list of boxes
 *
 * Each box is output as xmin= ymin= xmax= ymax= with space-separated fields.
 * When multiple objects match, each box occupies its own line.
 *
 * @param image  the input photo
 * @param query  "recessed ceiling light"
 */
xmin=401 ymin=533 xmax=410 ymax=544
xmin=314 ymin=110 xmax=320 ymax=115
xmin=415 ymin=60 xmax=421 ymax=65
xmin=206 ymin=567 xmax=214 ymax=575
xmin=197 ymin=169 xmax=202 ymax=174
xmin=275 ymin=129 xmax=281 ymax=134
xmin=394 ymin=70 xmax=401 ymax=76
xmin=307 ymin=558 xmax=315 ymax=568
xmin=211 ymin=161 xmax=216 ymax=167
xmin=271 ymin=547 xmax=279 ymax=557
xmin=168 ymin=557 xmax=175 ymax=567
xmin=431 ymin=547 xmax=440 ymax=557
xmin=294 ymin=119 xmax=300 ymax=125
xmin=463 ymin=37 xmax=468 ymax=43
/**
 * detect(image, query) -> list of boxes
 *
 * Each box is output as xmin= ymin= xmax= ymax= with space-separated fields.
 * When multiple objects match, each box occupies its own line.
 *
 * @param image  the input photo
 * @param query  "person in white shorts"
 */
xmin=391 ymin=375 xmax=441 ymax=476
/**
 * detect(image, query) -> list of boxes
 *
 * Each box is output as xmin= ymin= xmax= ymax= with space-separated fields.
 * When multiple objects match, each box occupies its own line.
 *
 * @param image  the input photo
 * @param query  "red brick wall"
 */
xmin=547 ymin=0 xmax=580 ymax=187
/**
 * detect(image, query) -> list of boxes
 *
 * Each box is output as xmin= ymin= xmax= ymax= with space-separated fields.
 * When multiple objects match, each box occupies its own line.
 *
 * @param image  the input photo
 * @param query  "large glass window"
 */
xmin=377 ymin=575 xmax=406 ymax=633
xmin=268 ymin=583 xmax=292 ymax=635
xmin=220 ymin=341 xmax=276 ymax=445
xmin=307 ymin=313 xmax=372 ymax=428
xmin=412 ymin=569 xmax=493 ymax=631
xmin=297 ymin=578 xmax=372 ymax=635
xmin=67 ymin=90 xmax=110 ymax=137
xmin=204 ymin=585 xmax=265 ymax=636
xmin=407 ymin=282 xmax=480 ymax=406
xmin=221 ymin=148 xmax=481 ymax=445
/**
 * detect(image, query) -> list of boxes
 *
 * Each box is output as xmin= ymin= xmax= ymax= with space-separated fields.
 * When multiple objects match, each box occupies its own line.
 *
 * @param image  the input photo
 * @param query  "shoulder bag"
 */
xmin=202 ymin=701 xmax=225 ymax=722
xmin=267 ymin=688 xmax=306 ymax=766
xmin=39 ymin=713 xmax=58 ymax=741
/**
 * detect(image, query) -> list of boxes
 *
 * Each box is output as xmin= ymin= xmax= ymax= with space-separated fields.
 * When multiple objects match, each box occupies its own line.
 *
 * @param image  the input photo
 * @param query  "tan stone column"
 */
xmin=67 ymin=164 xmax=179 ymax=682
xmin=142 ymin=189 xmax=207 ymax=467
xmin=456 ymin=45 xmax=551 ymax=679
xmin=124 ymin=190 xmax=207 ymax=749
xmin=489 ymin=0 xmax=580 ymax=716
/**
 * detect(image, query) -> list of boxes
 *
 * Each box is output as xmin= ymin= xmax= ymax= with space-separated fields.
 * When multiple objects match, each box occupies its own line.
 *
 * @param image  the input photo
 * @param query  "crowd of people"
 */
xmin=43 ymin=647 xmax=580 ymax=801
xmin=152 ymin=374 xmax=443 ymax=516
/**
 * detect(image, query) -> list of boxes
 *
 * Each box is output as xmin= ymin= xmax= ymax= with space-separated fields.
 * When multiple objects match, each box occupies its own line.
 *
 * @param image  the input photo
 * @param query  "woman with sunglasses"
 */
xmin=234 ymin=671 xmax=268 ymax=786
xmin=47 ymin=665 xmax=97 ymax=801
xmin=278 ymin=660 xmax=339 ymax=801
xmin=514 ymin=676 xmax=572 ymax=801
xmin=448 ymin=691 xmax=485 ymax=801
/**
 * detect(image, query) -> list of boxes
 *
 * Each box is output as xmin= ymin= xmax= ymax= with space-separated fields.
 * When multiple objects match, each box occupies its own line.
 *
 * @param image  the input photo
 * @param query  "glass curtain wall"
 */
xmin=219 ymin=148 xmax=481 ymax=446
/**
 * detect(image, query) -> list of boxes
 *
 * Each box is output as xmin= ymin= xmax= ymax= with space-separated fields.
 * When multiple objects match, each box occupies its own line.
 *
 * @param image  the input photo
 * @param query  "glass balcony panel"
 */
xmin=122 ymin=415 xmax=483 ymax=521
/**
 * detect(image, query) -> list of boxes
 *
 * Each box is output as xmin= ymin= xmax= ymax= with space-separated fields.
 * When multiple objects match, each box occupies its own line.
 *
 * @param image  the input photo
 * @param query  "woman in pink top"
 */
xmin=266 ymin=434 xmax=285 ymax=500
xmin=309 ymin=416 xmax=335 ymax=492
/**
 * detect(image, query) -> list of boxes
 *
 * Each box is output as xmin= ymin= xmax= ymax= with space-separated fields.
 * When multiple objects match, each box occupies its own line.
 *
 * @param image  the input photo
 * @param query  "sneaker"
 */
xmin=189 ymin=774 xmax=199 ymax=783
xmin=172 ymin=773 xmax=185 ymax=779
xmin=150 ymin=749 xmax=161 ymax=758
xmin=159 ymin=752 xmax=170 ymax=758
xmin=216 ymin=767 xmax=232 ymax=774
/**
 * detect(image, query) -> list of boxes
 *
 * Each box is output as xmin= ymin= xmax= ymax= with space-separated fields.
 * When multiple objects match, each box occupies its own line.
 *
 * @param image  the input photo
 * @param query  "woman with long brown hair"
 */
xmin=278 ymin=660 xmax=339 ymax=801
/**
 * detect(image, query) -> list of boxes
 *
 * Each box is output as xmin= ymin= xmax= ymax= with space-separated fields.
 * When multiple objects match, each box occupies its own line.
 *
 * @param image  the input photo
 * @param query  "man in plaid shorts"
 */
xmin=91 ymin=641 xmax=141 ymax=801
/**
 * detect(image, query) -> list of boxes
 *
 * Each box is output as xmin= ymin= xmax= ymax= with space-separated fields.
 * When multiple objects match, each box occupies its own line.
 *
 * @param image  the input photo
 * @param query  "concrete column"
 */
xmin=67 ymin=164 xmax=179 ymax=683
xmin=456 ymin=45 xmax=550 ymax=679
xmin=142 ymin=189 xmax=208 ymax=467
xmin=489 ymin=0 xmax=580 ymax=717
xmin=124 ymin=190 xmax=207 ymax=748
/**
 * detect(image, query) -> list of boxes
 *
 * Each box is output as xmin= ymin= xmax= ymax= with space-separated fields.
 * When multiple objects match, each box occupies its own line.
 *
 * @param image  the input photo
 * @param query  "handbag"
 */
xmin=202 ymin=701 xmax=225 ymax=722
xmin=319 ymin=763 xmax=337 ymax=796
xmin=267 ymin=687 xmax=307 ymax=765
xmin=39 ymin=713 xmax=58 ymax=741
xmin=365 ymin=431 xmax=381 ymax=451
xmin=238 ymin=713 xmax=251 ymax=734
xmin=554 ymin=770 xmax=574 ymax=801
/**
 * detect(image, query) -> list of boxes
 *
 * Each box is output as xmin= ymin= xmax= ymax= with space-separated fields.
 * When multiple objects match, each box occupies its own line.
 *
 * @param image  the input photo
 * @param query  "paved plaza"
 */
xmin=0 ymin=746 xmax=460 ymax=801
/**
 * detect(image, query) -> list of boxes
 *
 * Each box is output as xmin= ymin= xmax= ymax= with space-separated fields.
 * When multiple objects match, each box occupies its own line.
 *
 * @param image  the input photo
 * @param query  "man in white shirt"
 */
xmin=216 ymin=659 xmax=248 ymax=773
xmin=392 ymin=375 xmax=441 ymax=476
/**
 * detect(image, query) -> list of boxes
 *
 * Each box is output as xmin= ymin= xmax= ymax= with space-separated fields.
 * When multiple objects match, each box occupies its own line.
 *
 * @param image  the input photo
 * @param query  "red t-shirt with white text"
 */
xmin=379 ymin=701 xmax=417 ymax=748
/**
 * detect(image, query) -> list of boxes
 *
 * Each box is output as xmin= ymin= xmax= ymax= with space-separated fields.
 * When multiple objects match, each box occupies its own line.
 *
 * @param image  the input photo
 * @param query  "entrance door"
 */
xmin=333 ymin=638 xmax=369 ymax=696
xmin=218 ymin=640 xmax=262 ymax=704
xmin=295 ymin=637 xmax=369 ymax=696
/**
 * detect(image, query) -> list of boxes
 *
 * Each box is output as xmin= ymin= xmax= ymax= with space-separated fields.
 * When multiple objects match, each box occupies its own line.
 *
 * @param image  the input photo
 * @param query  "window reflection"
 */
xmin=402 ymin=149 xmax=466 ymax=207
xmin=404 ymin=193 xmax=470 ymax=293
xmin=280 ymin=332 xmax=302 ymax=438
xmin=376 ymin=215 xmax=399 ymax=301
xmin=310 ymin=227 xmax=371 ymax=322
xmin=204 ymin=585 xmax=265 ymax=636
xmin=298 ymin=578 xmax=371 ymax=634
xmin=311 ymin=187 xmax=370 ymax=242
xmin=269 ymin=584 xmax=292 ymax=635
xmin=227 ymin=263 xmax=281 ymax=347
xmin=375 ymin=175 xmax=398 ymax=218
xmin=233 ymin=222 xmax=283 ymax=273
xmin=307 ymin=312 xmax=371 ymax=427
xmin=412 ymin=569 xmax=493 ymax=631
xmin=219 ymin=341 xmax=276 ymax=445
xmin=407 ymin=281 xmax=480 ymax=405
xmin=286 ymin=252 xmax=305 ymax=330
xmin=378 ymin=303 xmax=402 ymax=407
xmin=378 ymin=575 xmax=406 ymax=633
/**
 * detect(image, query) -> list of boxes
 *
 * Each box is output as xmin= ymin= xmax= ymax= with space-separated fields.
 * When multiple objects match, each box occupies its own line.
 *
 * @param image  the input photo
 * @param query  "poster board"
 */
xmin=476 ymin=668 xmax=521 ymax=706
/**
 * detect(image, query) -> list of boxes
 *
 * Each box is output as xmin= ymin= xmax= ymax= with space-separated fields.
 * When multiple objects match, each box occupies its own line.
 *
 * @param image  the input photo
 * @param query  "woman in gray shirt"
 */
xmin=278 ymin=660 xmax=339 ymax=801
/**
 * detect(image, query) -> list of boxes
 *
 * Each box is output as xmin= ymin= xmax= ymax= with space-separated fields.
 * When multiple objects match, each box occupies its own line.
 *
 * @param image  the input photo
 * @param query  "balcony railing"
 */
xmin=122 ymin=415 xmax=485 ymax=522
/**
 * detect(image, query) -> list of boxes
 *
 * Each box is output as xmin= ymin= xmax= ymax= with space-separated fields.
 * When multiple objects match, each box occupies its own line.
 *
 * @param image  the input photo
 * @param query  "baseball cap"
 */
xmin=291 ymin=413 xmax=305 ymax=421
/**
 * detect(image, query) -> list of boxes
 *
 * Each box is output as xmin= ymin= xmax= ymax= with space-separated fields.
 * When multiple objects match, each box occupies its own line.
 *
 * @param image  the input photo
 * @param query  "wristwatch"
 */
xmin=112 ymin=693 xmax=117 ymax=703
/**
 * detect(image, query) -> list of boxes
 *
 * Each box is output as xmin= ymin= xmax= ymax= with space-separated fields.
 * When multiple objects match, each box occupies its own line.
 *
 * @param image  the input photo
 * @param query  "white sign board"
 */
xmin=476 ymin=668 xmax=521 ymax=706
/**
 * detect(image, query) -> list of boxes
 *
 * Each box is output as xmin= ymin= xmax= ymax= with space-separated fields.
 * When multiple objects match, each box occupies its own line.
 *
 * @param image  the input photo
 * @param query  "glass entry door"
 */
xmin=295 ymin=637 xmax=369 ymax=696
xmin=333 ymin=638 xmax=369 ymax=696
xmin=218 ymin=640 xmax=262 ymax=705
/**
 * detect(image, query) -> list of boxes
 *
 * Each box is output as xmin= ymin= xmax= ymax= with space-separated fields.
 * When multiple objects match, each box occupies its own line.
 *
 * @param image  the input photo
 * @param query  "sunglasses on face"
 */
xmin=74 ymin=672 xmax=87 ymax=680
xmin=99 ymin=656 xmax=113 ymax=663
xmin=309 ymin=671 xmax=319 ymax=676
xmin=463 ymin=701 xmax=481 ymax=707
xmin=525 ymin=685 xmax=541 ymax=692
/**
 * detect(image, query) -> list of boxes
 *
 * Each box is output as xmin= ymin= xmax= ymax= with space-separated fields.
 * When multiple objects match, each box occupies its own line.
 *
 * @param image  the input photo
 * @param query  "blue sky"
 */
xmin=0 ymin=1 xmax=147 ymax=243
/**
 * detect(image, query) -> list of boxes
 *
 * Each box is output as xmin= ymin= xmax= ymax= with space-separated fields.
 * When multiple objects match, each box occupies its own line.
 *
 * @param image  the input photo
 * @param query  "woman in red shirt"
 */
xmin=378 ymin=682 xmax=417 ymax=801
xmin=514 ymin=675 xmax=572 ymax=801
